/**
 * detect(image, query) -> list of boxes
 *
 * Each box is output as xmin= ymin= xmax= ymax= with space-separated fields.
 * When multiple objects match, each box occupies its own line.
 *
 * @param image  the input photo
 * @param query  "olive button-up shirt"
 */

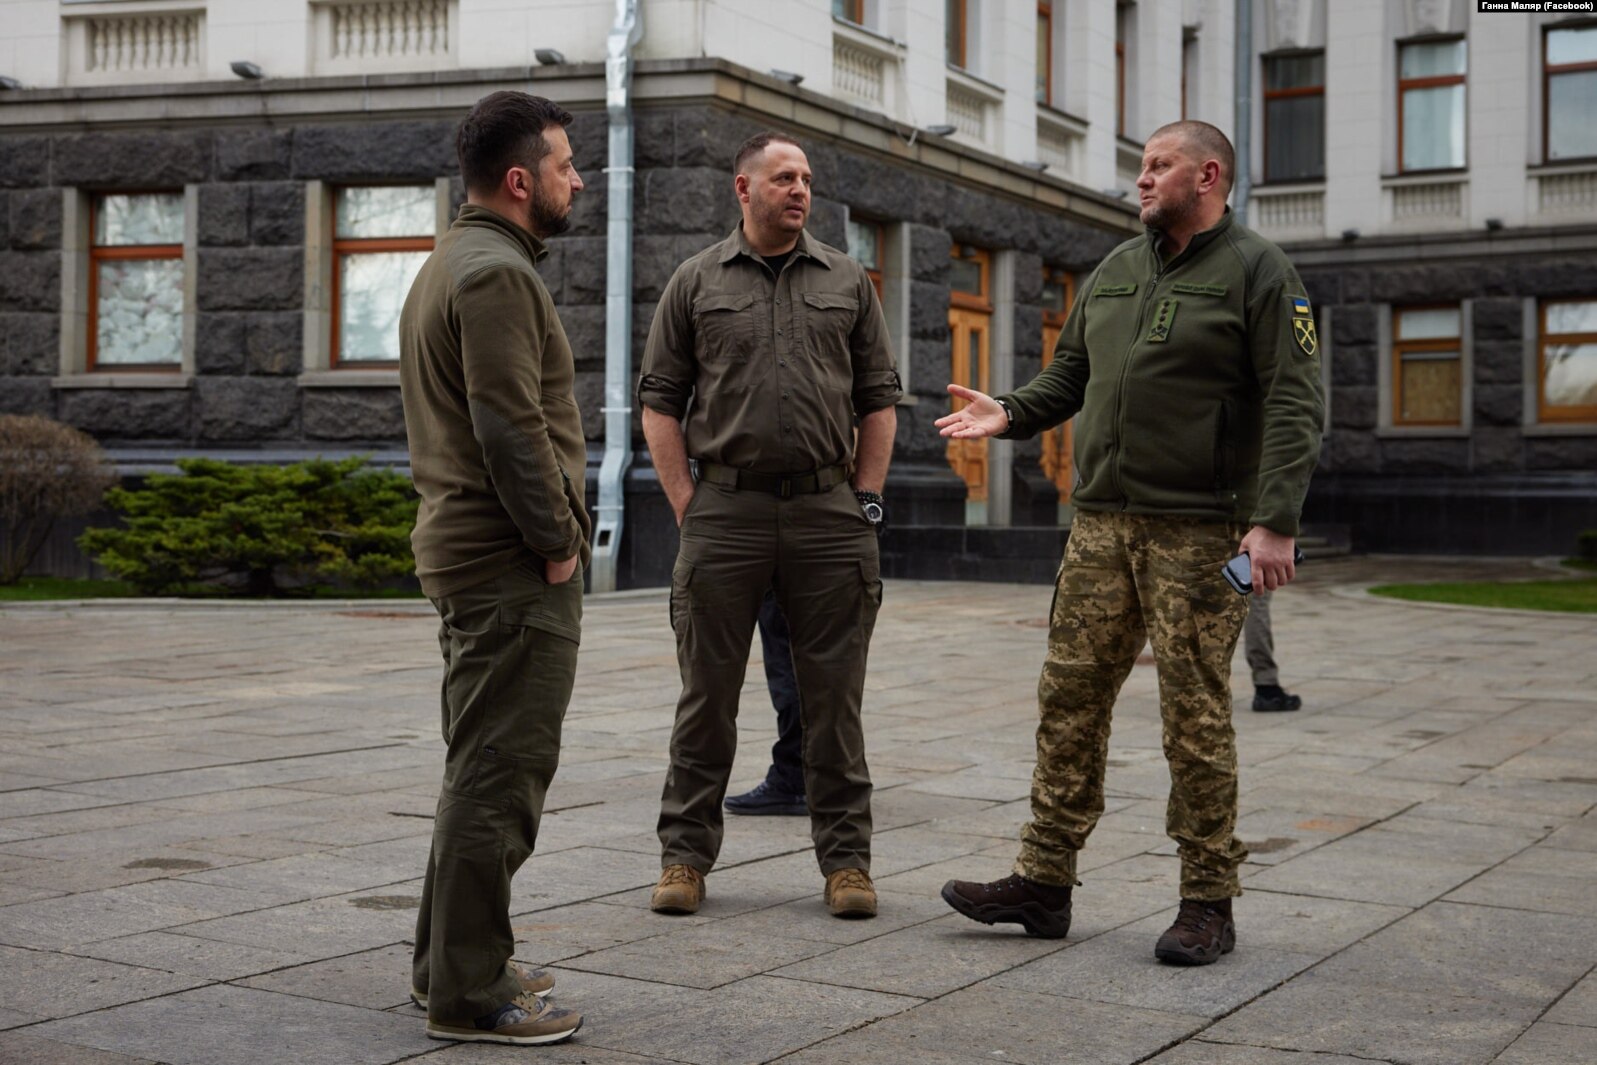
xmin=638 ymin=226 xmax=901 ymax=474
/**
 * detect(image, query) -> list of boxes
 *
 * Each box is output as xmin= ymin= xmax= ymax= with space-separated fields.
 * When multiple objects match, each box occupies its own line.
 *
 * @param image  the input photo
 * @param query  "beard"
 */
xmin=528 ymin=179 xmax=572 ymax=238
xmin=1142 ymin=184 xmax=1198 ymax=233
xmin=751 ymin=194 xmax=807 ymax=234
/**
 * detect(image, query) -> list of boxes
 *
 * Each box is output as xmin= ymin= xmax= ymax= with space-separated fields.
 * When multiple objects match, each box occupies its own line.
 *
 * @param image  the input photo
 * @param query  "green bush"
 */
xmin=1578 ymin=529 xmax=1597 ymax=563
xmin=0 ymin=414 xmax=115 ymax=585
xmin=79 ymin=457 xmax=418 ymax=596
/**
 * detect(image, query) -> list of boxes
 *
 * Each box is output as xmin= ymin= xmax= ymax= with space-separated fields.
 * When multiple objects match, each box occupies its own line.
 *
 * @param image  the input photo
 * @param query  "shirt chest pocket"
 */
xmin=800 ymin=291 xmax=859 ymax=361
xmin=692 ymin=293 xmax=759 ymax=362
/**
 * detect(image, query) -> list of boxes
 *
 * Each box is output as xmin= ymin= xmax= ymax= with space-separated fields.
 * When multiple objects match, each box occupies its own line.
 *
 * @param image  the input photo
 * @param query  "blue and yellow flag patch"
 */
xmin=1290 ymin=295 xmax=1317 ymax=356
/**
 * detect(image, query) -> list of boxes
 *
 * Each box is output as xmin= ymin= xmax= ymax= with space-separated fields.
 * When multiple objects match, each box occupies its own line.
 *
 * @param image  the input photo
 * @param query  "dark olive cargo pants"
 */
xmin=412 ymin=556 xmax=582 ymax=1023
xmin=658 ymin=480 xmax=882 ymax=876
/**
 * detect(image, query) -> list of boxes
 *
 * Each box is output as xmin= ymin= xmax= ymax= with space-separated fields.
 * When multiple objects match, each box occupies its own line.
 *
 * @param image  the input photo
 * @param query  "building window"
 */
xmin=332 ymin=186 xmax=435 ymax=366
xmin=833 ymin=0 xmax=864 ymax=25
xmin=1545 ymin=23 xmax=1597 ymax=163
xmin=1181 ymin=28 xmax=1196 ymax=119
xmin=1393 ymin=305 xmax=1463 ymax=426
xmin=89 ymin=192 xmax=185 ymax=370
xmin=1540 ymin=299 xmax=1597 ymax=423
xmin=1037 ymin=2 xmax=1053 ymax=104
xmin=1116 ymin=3 xmax=1131 ymax=136
xmin=1398 ymin=38 xmax=1466 ymax=172
xmin=845 ymin=217 xmax=884 ymax=301
xmin=947 ymin=0 xmax=967 ymax=68
xmin=1263 ymin=51 xmax=1325 ymax=182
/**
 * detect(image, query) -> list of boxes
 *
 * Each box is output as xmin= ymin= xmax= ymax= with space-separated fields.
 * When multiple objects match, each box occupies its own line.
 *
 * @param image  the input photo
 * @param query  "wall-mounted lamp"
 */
xmin=1340 ymin=227 xmax=1360 ymax=242
xmin=923 ymin=124 xmax=958 ymax=137
xmin=1485 ymin=217 xmax=1504 ymax=231
xmin=230 ymin=60 xmax=264 ymax=80
xmin=769 ymin=69 xmax=804 ymax=85
xmin=0 ymin=76 xmax=22 ymax=90
xmin=1020 ymin=160 xmax=1050 ymax=172
xmin=1100 ymin=188 xmax=1128 ymax=200
xmin=534 ymin=49 xmax=566 ymax=65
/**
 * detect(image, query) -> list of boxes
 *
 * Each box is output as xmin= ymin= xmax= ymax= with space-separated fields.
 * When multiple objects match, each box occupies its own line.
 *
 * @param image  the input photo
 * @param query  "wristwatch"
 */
xmin=854 ymin=490 xmax=885 ymax=526
xmin=995 ymin=398 xmax=1015 ymax=432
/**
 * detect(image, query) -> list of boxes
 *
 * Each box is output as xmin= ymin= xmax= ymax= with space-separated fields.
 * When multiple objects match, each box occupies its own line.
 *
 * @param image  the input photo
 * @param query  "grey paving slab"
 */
xmin=1144 ymin=1043 xmax=1378 ymax=1064
xmin=1119 ymin=889 xmax=1409 ymax=956
xmin=0 ymin=1030 xmax=160 ymax=1065
xmin=238 ymin=943 xmax=416 ymax=1009
xmin=1201 ymin=972 xmax=1534 ymax=1065
xmin=771 ymin=912 xmax=1069 ymax=998
xmin=562 ymin=920 xmax=835 ymax=989
xmin=1443 ymin=845 xmax=1597 ymax=916
xmin=783 ymin=984 xmax=1206 ymax=1065
xmin=990 ymin=930 xmax=1318 ymax=1017
xmin=508 ymin=900 xmax=714 ymax=963
xmin=1544 ymin=970 xmax=1597 ymax=1029
xmin=66 ymin=929 xmax=323 ymax=980
xmin=34 ymin=984 xmax=422 ymax=1065
xmin=1491 ymin=1022 xmax=1597 ymax=1065
xmin=414 ymin=1042 xmax=676 ymax=1065
xmin=0 ymin=943 xmax=208 ymax=1020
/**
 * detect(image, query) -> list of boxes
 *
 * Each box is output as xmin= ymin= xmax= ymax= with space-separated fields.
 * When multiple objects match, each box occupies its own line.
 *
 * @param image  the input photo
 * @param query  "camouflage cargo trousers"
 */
xmin=1015 ymin=510 xmax=1250 ymax=900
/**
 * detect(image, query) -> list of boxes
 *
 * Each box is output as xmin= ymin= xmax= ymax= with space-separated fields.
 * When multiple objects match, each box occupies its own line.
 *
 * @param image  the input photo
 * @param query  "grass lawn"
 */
xmin=1369 ymin=572 xmax=1597 ymax=614
xmin=0 ymin=576 xmax=423 ymax=601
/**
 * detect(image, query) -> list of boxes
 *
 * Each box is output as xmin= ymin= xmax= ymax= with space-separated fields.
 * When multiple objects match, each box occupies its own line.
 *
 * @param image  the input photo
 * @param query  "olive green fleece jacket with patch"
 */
xmin=1000 ymin=210 xmax=1324 ymax=537
xmin=400 ymin=204 xmax=591 ymax=598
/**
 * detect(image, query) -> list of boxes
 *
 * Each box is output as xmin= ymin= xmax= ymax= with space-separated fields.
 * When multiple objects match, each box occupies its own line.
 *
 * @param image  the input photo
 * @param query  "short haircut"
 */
xmin=1150 ymin=120 xmax=1235 ymax=191
xmin=456 ymin=91 xmax=574 ymax=196
xmin=733 ymin=131 xmax=803 ymax=176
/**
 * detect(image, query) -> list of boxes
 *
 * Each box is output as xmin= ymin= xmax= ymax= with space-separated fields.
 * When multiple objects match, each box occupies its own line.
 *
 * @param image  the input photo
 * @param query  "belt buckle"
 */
xmin=779 ymin=477 xmax=793 ymax=499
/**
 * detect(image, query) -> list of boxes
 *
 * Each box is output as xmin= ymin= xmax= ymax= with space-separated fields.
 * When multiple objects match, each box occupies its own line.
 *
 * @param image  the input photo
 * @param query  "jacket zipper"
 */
xmin=1112 ymin=248 xmax=1163 ymax=510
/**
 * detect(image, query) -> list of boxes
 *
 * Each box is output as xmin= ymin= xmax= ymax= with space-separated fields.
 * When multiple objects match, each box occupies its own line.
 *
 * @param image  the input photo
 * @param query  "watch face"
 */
xmin=862 ymin=502 xmax=884 ymax=524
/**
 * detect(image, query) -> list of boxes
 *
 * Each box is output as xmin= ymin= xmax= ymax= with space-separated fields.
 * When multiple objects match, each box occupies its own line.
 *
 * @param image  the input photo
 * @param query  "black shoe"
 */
xmin=1252 ymin=686 xmax=1302 ymax=713
xmin=724 ymin=779 xmax=807 ymax=816
xmin=1154 ymin=897 xmax=1236 ymax=966
xmin=940 ymin=873 xmax=1072 ymax=939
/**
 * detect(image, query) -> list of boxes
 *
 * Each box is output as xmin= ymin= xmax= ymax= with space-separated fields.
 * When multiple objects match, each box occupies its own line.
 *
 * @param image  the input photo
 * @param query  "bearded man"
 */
xmin=935 ymin=121 xmax=1324 ymax=965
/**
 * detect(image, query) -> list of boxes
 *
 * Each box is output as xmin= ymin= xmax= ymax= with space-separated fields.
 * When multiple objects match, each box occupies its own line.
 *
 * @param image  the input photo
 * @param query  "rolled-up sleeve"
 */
xmin=638 ymin=270 xmax=696 ymax=419
xmin=849 ymin=265 xmax=902 ymax=414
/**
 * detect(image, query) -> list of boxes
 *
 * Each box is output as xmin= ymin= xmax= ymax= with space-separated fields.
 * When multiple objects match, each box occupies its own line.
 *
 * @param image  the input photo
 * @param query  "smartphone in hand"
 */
xmin=1222 ymin=547 xmax=1306 ymax=596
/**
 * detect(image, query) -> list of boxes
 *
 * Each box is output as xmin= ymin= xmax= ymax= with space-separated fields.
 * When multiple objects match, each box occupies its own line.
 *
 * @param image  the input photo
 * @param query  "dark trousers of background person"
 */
xmin=412 ymin=557 xmax=581 ymax=1023
xmin=757 ymin=588 xmax=805 ymax=793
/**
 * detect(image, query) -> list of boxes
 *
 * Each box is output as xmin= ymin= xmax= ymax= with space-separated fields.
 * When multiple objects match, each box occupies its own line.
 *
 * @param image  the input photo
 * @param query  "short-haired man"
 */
xmin=640 ymin=132 xmax=900 ymax=919
xmin=400 ymin=90 xmax=588 ymax=1045
xmin=936 ymin=121 xmax=1323 ymax=964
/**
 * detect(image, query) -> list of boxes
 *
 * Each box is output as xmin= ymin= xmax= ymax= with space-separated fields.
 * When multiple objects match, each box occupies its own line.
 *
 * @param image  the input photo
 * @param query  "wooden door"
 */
xmin=1039 ymin=268 xmax=1075 ymax=499
xmin=947 ymin=306 xmax=991 ymax=501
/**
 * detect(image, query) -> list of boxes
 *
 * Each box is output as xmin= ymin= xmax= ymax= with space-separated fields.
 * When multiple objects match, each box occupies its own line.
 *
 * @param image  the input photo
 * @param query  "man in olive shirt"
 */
xmin=937 ymin=122 xmax=1323 ymax=964
xmin=399 ymin=91 xmax=587 ymax=1046
xmin=639 ymin=132 xmax=900 ymax=919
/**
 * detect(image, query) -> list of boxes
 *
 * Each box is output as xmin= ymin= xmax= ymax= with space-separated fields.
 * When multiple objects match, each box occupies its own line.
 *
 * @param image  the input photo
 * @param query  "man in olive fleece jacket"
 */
xmin=399 ymin=92 xmax=587 ymax=1047
xmin=937 ymin=121 xmax=1323 ymax=967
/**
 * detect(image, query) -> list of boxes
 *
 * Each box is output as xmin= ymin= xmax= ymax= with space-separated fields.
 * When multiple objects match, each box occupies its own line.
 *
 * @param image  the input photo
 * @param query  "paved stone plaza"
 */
xmin=1 ymin=558 xmax=1595 ymax=1064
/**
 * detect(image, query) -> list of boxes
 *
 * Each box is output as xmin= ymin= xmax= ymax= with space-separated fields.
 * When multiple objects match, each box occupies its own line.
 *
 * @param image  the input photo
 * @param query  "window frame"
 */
xmin=1397 ymin=36 xmax=1468 ymax=176
xmin=87 ymin=190 xmax=186 ymax=373
xmin=949 ymin=244 xmax=991 ymax=313
xmin=834 ymin=0 xmax=865 ymax=25
xmin=846 ymin=217 xmax=886 ymax=303
xmin=1539 ymin=298 xmax=1597 ymax=424
xmin=947 ymin=0 xmax=968 ymax=70
xmin=1037 ymin=1 xmax=1053 ymax=106
xmin=1261 ymin=49 xmax=1326 ymax=184
xmin=1543 ymin=22 xmax=1597 ymax=165
xmin=1392 ymin=303 xmax=1464 ymax=428
xmin=1115 ymin=4 xmax=1129 ymax=137
xmin=329 ymin=185 xmax=437 ymax=369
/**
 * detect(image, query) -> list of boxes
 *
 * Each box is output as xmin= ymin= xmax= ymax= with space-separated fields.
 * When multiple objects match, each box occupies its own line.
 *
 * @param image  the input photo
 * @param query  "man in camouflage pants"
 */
xmin=934 ymin=121 xmax=1323 ymax=964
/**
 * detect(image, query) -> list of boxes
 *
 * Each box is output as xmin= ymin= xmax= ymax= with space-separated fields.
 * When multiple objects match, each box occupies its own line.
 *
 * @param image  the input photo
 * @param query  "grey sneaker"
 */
xmin=426 ymin=990 xmax=582 ymax=1046
xmin=411 ymin=959 xmax=554 ymax=1010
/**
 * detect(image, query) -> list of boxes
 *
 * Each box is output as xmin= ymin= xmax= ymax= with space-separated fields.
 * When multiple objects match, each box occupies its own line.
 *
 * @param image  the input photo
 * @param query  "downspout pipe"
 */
xmin=1233 ymin=0 xmax=1252 ymax=226
xmin=592 ymin=0 xmax=642 ymax=593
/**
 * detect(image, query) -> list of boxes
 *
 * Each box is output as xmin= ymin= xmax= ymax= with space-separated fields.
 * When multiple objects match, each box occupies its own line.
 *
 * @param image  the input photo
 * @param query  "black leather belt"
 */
xmin=697 ymin=462 xmax=848 ymax=498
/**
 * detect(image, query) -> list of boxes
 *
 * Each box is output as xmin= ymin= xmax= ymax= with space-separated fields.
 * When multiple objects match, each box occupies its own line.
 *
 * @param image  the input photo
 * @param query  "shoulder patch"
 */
xmin=1291 ymin=296 xmax=1312 ymax=318
xmin=1292 ymin=316 xmax=1318 ymax=357
xmin=1094 ymin=283 xmax=1137 ymax=297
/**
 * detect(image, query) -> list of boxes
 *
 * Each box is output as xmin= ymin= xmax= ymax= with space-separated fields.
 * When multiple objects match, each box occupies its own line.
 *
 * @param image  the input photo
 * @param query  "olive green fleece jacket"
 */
xmin=400 ymin=204 xmax=591 ymax=598
xmin=1000 ymin=210 xmax=1324 ymax=536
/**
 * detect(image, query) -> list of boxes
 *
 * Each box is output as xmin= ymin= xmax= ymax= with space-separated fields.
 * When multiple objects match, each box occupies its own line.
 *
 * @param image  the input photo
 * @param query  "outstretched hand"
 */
xmin=935 ymin=384 xmax=1008 ymax=439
